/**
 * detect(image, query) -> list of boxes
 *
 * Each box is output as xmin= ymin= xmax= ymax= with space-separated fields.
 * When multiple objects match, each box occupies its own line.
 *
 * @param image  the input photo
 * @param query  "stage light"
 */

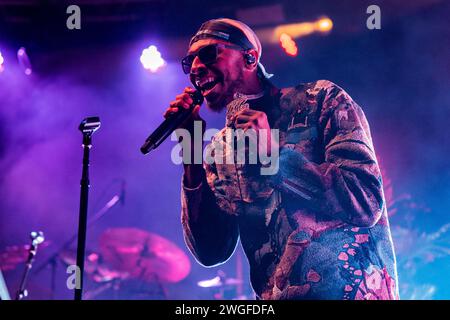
xmin=317 ymin=17 xmax=333 ymax=33
xmin=274 ymin=22 xmax=315 ymax=40
xmin=140 ymin=45 xmax=165 ymax=73
xmin=0 ymin=51 xmax=4 ymax=72
xmin=269 ymin=17 xmax=334 ymax=43
xmin=17 ymin=47 xmax=32 ymax=75
xmin=279 ymin=33 xmax=298 ymax=57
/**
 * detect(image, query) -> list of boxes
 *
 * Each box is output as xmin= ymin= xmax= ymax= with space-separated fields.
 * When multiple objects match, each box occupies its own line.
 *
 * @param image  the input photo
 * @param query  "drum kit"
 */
xmin=0 ymin=227 xmax=247 ymax=300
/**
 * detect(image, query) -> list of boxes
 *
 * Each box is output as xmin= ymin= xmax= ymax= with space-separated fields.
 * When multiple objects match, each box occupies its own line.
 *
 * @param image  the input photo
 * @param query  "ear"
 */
xmin=243 ymin=49 xmax=258 ymax=71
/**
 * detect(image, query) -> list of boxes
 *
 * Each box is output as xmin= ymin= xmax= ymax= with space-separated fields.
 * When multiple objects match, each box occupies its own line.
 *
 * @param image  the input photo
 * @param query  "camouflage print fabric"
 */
xmin=181 ymin=80 xmax=399 ymax=300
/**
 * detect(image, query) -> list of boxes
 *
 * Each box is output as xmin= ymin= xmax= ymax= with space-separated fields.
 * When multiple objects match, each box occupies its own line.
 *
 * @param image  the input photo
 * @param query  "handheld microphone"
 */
xmin=140 ymin=91 xmax=204 ymax=155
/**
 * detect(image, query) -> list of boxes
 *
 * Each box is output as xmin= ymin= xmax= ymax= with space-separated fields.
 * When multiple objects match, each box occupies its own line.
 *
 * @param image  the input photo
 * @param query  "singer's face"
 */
xmin=188 ymin=39 xmax=246 ymax=112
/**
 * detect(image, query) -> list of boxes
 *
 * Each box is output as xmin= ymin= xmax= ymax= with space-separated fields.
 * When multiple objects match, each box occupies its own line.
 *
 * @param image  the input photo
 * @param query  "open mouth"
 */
xmin=195 ymin=77 xmax=220 ymax=96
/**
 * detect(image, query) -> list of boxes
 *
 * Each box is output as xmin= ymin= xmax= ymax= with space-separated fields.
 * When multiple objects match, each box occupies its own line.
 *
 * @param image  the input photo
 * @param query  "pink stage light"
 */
xmin=140 ymin=45 xmax=165 ymax=73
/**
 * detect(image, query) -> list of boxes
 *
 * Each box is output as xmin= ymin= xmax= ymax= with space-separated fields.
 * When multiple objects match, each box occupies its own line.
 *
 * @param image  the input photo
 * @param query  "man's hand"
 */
xmin=164 ymin=86 xmax=206 ymax=137
xmin=164 ymin=87 xmax=206 ymax=188
xmin=231 ymin=109 xmax=276 ymax=156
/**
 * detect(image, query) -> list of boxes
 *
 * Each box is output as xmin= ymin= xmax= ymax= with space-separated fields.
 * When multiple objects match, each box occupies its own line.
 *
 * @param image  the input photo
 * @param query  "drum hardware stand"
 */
xmin=16 ymin=231 xmax=45 ymax=300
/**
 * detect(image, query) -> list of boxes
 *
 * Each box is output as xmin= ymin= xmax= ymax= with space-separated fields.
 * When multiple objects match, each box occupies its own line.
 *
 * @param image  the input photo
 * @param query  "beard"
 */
xmin=205 ymin=72 xmax=245 ymax=113
xmin=205 ymin=96 xmax=226 ymax=113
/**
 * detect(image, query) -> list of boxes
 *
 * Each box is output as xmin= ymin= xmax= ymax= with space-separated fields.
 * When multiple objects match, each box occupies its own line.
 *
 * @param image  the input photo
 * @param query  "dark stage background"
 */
xmin=0 ymin=0 xmax=449 ymax=300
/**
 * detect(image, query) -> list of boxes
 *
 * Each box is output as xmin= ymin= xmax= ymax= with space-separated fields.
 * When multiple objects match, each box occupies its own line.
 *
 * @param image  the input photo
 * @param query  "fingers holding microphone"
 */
xmin=163 ymin=87 xmax=206 ymax=136
xmin=141 ymin=88 xmax=204 ymax=154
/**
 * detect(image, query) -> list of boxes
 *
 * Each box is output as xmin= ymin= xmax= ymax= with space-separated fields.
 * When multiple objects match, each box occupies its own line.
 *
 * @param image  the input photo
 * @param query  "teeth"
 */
xmin=196 ymin=77 xmax=216 ymax=89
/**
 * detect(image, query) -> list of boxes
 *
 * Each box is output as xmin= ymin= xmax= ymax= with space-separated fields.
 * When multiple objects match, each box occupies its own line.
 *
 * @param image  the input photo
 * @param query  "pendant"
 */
xmin=226 ymin=96 xmax=250 ymax=128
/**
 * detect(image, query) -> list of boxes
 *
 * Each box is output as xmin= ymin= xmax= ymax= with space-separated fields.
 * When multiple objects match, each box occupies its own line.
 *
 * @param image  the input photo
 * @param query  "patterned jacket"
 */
xmin=181 ymin=80 xmax=399 ymax=300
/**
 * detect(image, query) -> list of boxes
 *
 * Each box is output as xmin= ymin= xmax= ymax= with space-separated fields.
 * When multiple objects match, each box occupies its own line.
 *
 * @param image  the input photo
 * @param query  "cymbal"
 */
xmin=99 ymin=228 xmax=191 ymax=283
xmin=0 ymin=242 xmax=49 ymax=271
xmin=197 ymin=276 xmax=243 ymax=288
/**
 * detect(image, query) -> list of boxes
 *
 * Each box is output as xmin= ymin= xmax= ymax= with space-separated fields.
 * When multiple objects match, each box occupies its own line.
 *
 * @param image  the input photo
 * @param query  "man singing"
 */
xmin=165 ymin=18 xmax=398 ymax=300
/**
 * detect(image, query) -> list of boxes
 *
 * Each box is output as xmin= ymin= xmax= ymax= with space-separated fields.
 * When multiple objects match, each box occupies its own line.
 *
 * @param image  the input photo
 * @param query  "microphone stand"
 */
xmin=33 ymin=118 xmax=123 ymax=300
xmin=16 ymin=231 xmax=45 ymax=300
xmin=74 ymin=117 xmax=101 ymax=300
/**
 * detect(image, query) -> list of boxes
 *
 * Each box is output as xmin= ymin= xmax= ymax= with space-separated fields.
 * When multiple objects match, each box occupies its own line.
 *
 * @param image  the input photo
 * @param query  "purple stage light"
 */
xmin=140 ymin=45 xmax=165 ymax=73
xmin=17 ymin=47 xmax=32 ymax=75
xmin=0 ymin=51 xmax=4 ymax=72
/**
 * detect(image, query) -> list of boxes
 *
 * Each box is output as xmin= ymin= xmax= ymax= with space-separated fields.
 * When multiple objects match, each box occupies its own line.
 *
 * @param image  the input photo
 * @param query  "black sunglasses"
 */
xmin=181 ymin=43 xmax=243 ymax=74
